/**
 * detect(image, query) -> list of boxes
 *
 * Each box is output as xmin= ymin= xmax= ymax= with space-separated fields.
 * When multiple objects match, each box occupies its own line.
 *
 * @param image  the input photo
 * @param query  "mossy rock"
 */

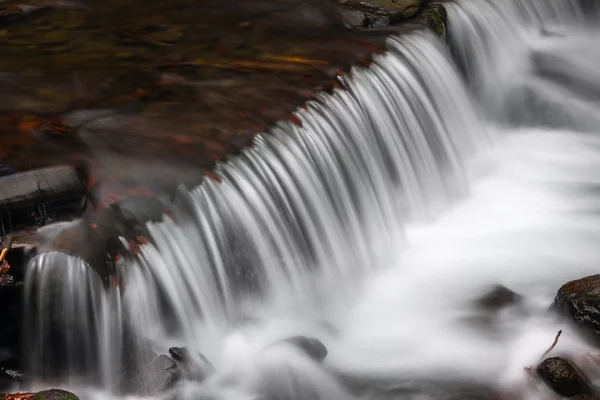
xmin=357 ymin=0 xmax=422 ymax=20
xmin=32 ymin=389 xmax=80 ymax=400
xmin=421 ymin=4 xmax=447 ymax=37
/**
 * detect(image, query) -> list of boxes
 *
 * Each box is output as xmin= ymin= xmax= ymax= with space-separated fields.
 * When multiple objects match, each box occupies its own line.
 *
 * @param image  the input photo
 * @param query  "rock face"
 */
xmin=32 ymin=389 xmax=80 ymax=400
xmin=551 ymin=275 xmax=600 ymax=345
xmin=537 ymin=357 xmax=595 ymax=399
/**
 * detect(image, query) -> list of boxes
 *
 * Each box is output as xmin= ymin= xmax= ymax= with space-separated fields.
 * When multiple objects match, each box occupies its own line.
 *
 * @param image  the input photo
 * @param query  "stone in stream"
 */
xmin=32 ymin=389 xmax=80 ymax=400
xmin=168 ymin=347 xmax=213 ymax=381
xmin=127 ymin=354 xmax=181 ymax=395
xmin=345 ymin=0 xmax=421 ymax=20
xmin=551 ymin=275 xmax=600 ymax=345
xmin=0 ymin=357 xmax=25 ymax=382
xmin=276 ymin=336 xmax=328 ymax=363
xmin=417 ymin=4 xmax=447 ymax=38
xmin=476 ymin=285 xmax=523 ymax=312
xmin=537 ymin=357 xmax=595 ymax=399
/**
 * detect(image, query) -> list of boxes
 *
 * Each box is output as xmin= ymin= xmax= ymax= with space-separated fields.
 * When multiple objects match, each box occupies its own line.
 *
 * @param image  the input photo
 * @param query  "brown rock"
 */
xmin=551 ymin=275 xmax=600 ymax=345
xmin=476 ymin=285 xmax=522 ymax=312
xmin=537 ymin=357 xmax=595 ymax=399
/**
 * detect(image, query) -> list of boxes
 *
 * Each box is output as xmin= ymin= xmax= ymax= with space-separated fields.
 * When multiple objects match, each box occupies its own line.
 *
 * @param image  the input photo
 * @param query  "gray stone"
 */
xmin=278 ymin=336 xmax=328 ymax=362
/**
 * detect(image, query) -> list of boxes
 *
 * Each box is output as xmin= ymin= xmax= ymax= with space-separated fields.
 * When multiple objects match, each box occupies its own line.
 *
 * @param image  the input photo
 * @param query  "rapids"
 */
xmin=19 ymin=0 xmax=600 ymax=399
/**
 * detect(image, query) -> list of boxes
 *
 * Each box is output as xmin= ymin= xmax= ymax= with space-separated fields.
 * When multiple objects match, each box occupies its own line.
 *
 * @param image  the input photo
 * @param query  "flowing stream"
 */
xmin=21 ymin=0 xmax=600 ymax=399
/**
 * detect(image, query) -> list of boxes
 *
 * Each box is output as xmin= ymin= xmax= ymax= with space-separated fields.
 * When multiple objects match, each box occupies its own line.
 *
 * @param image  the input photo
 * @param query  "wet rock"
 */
xmin=32 ymin=389 xmax=80 ymax=400
xmin=551 ymin=275 xmax=600 ymax=345
xmin=0 ymin=279 xmax=23 ymax=358
xmin=537 ymin=357 xmax=595 ymax=399
xmin=277 ymin=336 xmax=328 ymax=362
xmin=362 ymin=0 xmax=421 ymax=20
xmin=476 ymin=285 xmax=522 ymax=312
xmin=337 ymin=0 xmax=421 ymax=23
xmin=127 ymin=354 xmax=181 ymax=395
xmin=418 ymin=4 xmax=447 ymax=38
xmin=0 ymin=357 xmax=25 ymax=382
xmin=168 ymin=347 xmax=212 ymax=381
xmin=337 ymin=5 xmax=368 ymax=27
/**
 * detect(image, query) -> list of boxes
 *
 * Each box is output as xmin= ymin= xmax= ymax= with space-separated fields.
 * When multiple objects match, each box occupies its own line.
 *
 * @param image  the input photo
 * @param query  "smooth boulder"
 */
xmin=551 ymin=275 xmax=600 ymax=345
xmin=278 ymin=336 xmax=328 ymax=362
xmin=537 ymin=357 xmax=595 ymax=398
xmin=32 ymin=389 xmax=80 ymax=400
xmin=476 ymin=285 xmax=522 ymax=312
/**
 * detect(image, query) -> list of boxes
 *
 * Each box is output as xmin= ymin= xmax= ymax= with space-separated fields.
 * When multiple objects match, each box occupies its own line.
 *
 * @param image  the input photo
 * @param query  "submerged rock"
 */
xmin=0 ymin=357 xmax=24 ymax=382
xmin=168 ymin=347 xmax=212 ymax=381
xmin=127 ymin=354 xmax=181 ymax=395
xmin=551 ymin=275 xmax=600 ymax=345
xmin=32 ymin=389 xmax=80 ymax=400
xmin=277 ymin=336 xmax=328 ymax=362
xmin=537 ymin=357 xmax=595 ymax=399
xmin=341 ymin=376 xmax=499 ymax=400
xmin=476 ymin=285 xmax=522 ymax=312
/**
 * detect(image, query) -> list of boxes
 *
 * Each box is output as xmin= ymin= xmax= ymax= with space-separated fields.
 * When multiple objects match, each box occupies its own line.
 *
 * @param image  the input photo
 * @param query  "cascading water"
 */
xmin=24 ymin=252 xmax=123 ymax=390
xmin=125 ymin=30 xmax=487 ymax=367
xmin=20 ymin=0 xmax=600 ymax=399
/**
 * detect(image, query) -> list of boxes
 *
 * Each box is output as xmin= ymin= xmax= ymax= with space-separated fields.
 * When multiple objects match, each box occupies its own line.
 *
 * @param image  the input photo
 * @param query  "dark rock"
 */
xmin=0 ymin=279 xmax=23 ymax=358
xmin=342 ymin=0 xmax=421 ymax=20
xmin=0 ymin=165 xmax=88 ymax=237
xmin=32 ymin=389 xmax=80 ymax=400
xmin=476 ymin=285 xmax=522 ymax=312
xmin=551 ymin=275 xmax=600 ymax=345
xmin=127 ymin=354 xmax=181 ymax=395
xmin=537 ymin=357 xmax=595 ymax=399
xmin=278 ymin=336 xmax=328 ymax=362
xmin=418 ymin=4 xmax=447 ymax=38
xmin=0 ymin=357 xmax=24 ymax=381
xmin=168 ymin=347 xmax=212 ymax=381
xmin=337 ymin=5 xmax=369 ymax=27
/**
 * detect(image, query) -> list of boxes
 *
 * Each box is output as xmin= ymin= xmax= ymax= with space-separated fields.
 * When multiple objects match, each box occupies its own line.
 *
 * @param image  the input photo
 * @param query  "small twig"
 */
xmin=0 ymin=237 xmax=14 ymax=262
xmin=541 ymin=330 xmax=562 ymax=360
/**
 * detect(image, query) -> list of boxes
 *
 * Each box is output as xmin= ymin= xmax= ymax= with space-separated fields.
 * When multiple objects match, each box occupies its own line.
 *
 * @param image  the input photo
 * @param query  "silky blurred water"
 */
xmin=22 ymin=0 xmax=600 ymax=399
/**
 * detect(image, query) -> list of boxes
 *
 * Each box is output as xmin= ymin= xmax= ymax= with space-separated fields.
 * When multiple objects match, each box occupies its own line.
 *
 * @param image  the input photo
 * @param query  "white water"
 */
xmin=21 ymin=0 xmax=600 ymax=399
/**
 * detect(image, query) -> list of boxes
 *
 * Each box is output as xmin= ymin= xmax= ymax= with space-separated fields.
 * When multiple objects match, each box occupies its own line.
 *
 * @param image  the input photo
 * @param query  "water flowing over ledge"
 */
xmin=19 ymin=0 xmax=600 ymax=398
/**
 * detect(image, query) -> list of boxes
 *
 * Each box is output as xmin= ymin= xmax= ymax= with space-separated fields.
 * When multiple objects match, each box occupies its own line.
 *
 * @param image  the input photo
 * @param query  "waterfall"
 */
xmin=20 ymin=0 xmax=600 ymax=398
xmin=123 ymin=31 xmax=488 ymax=364
xmin=24 ymin=252 xmax=123 ymax=389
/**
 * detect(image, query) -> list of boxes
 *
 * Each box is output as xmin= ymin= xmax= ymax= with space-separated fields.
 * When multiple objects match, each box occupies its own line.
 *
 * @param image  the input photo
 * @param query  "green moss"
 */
xmin=32 ymin=389 xmax=80 ymax=400
xmin=422 ymin=5 xmax=447 ymax=38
